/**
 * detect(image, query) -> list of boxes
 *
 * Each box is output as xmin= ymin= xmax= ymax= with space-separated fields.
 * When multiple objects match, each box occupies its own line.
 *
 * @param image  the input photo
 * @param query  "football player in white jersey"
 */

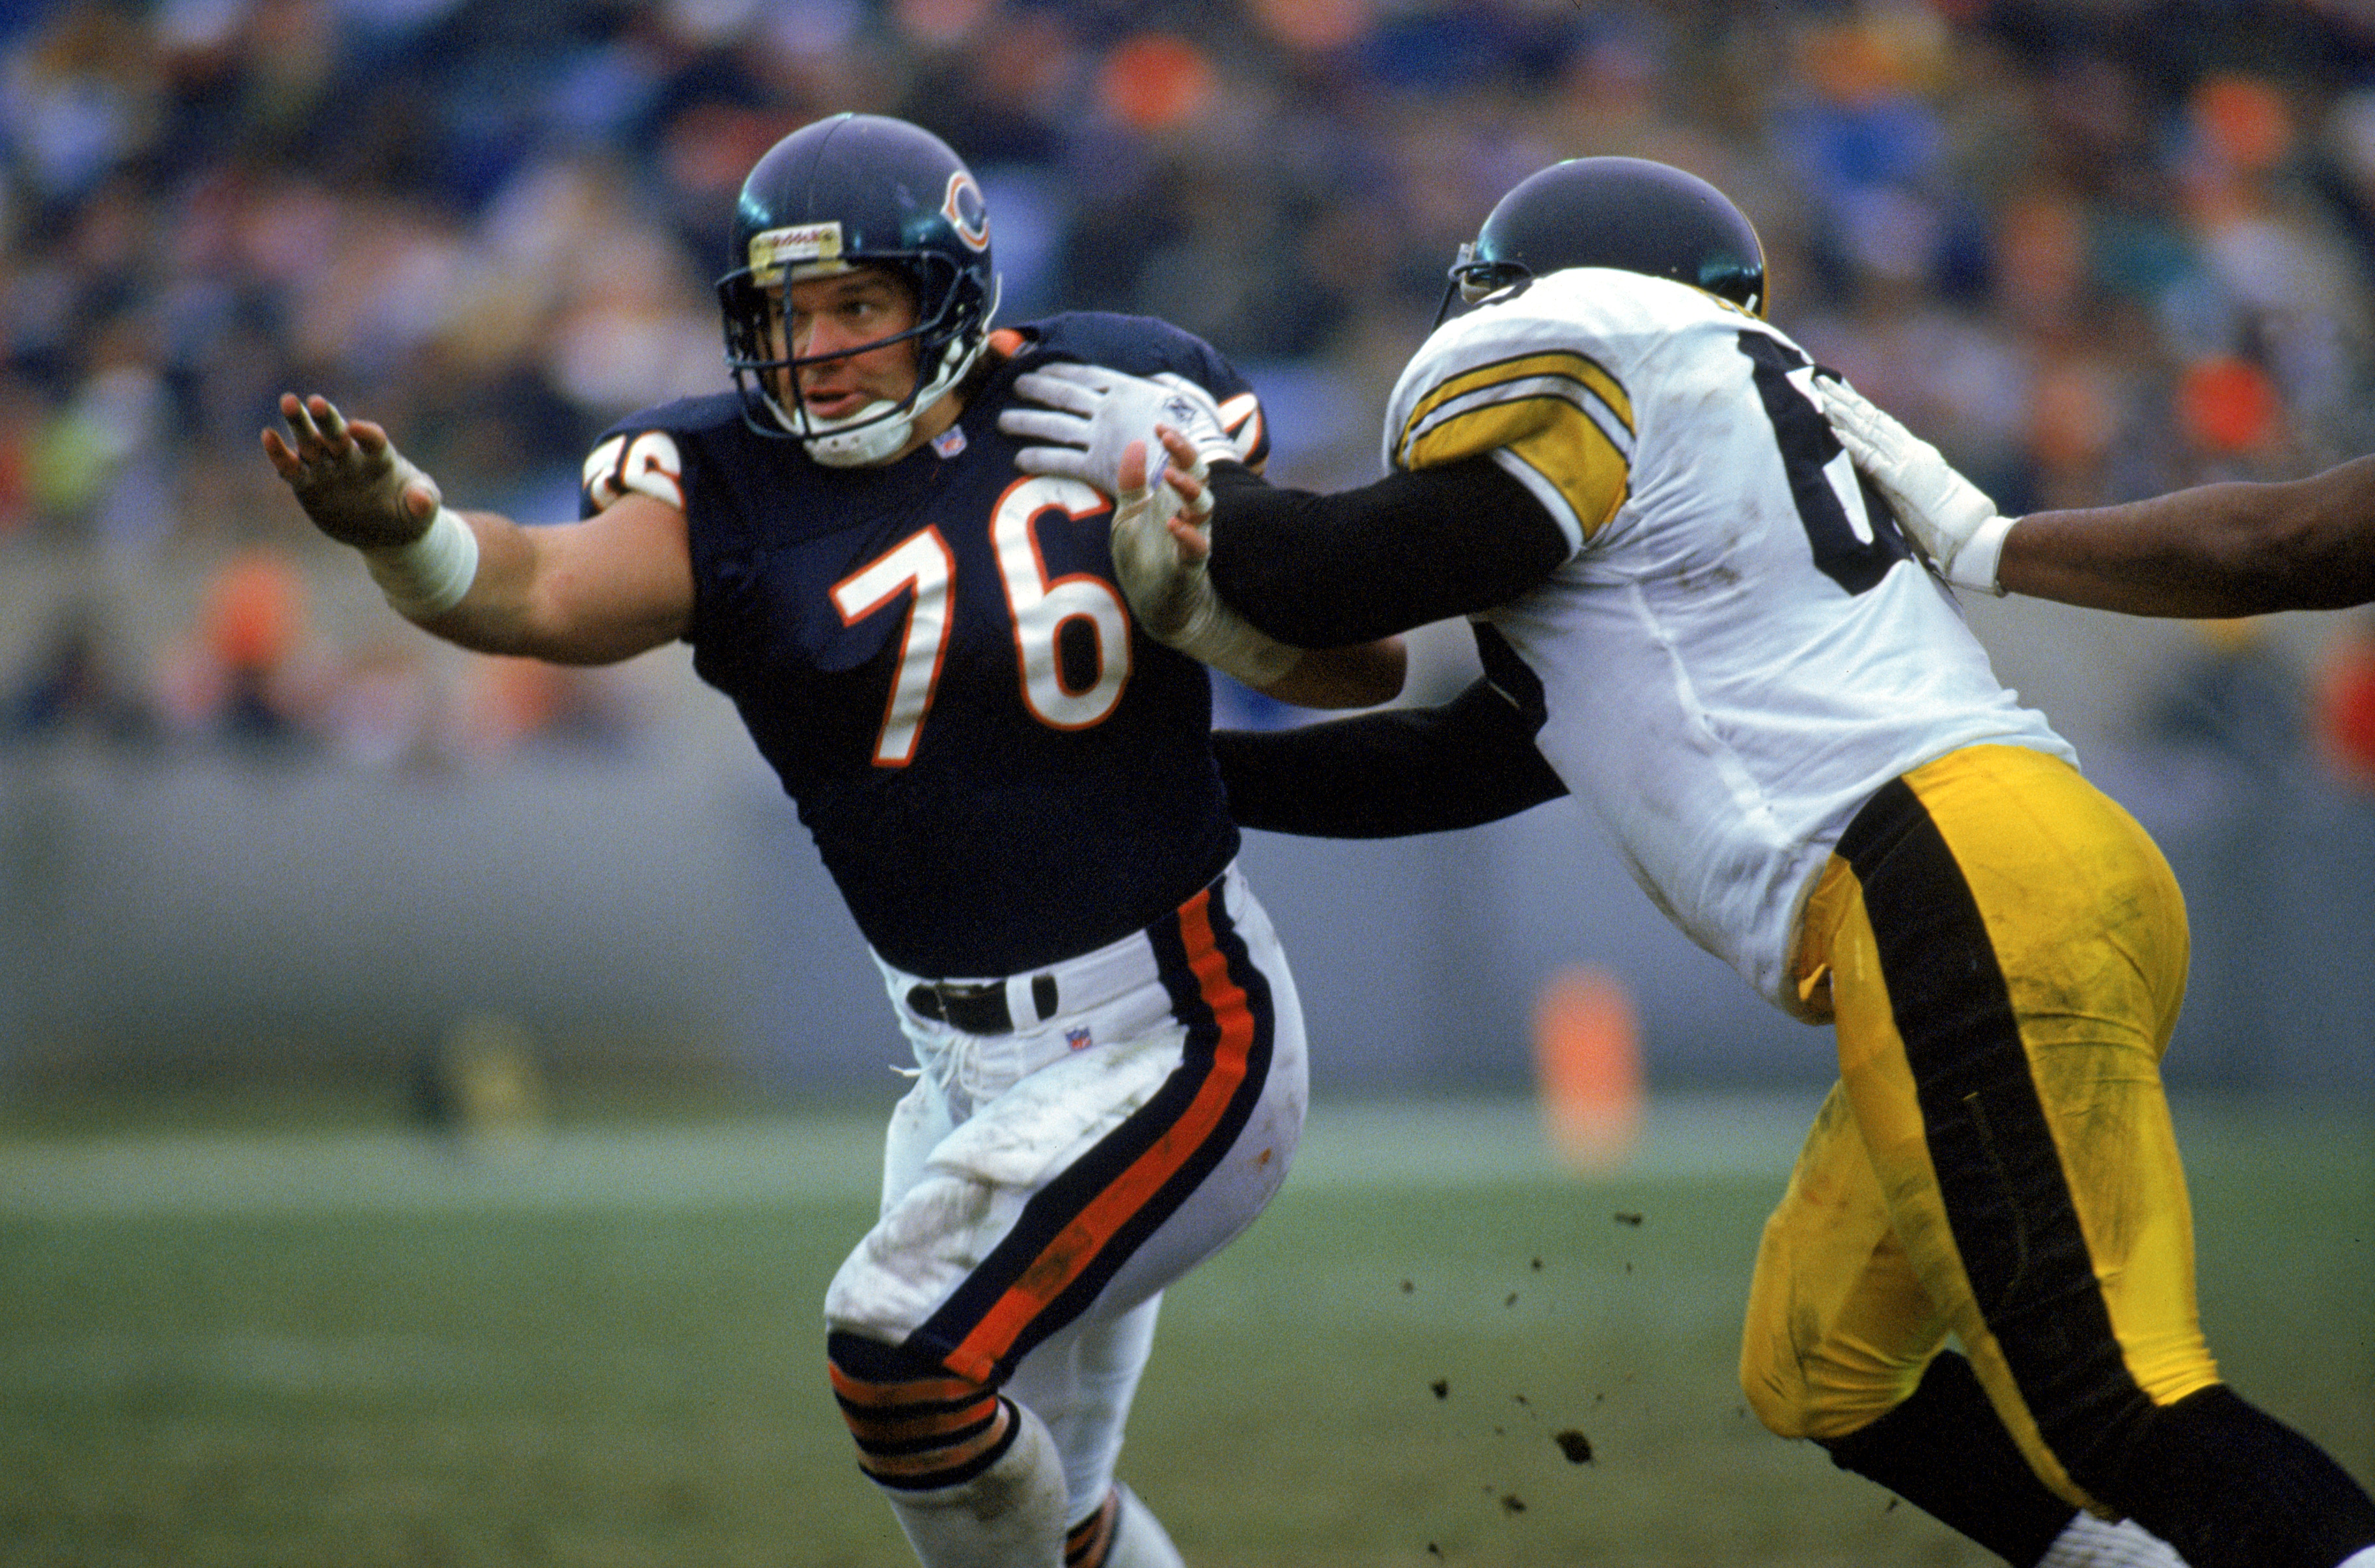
xmin=1001 ymin=157 xmax=2375 ymax=1568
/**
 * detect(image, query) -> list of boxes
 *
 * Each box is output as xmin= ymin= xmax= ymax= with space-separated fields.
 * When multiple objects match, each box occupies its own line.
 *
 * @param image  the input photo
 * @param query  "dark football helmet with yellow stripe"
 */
xmin=1443 ymin=156 xmax=1767 ymax=323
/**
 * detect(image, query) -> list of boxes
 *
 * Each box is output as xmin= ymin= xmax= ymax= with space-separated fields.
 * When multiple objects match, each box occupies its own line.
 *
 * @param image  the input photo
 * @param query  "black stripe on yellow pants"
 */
xmin=1818 ymin=750 xmax=2375 ymax=1567
xmin=1816 ymin=747 xmax=2221 ymax=1495
xmin=1835 ymin=771 xmax=2158 ymax=1491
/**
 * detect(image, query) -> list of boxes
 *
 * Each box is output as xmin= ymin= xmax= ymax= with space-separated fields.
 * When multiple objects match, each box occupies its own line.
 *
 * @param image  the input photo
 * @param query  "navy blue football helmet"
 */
xmin=1441 ymin=156 xmax=1767 ymax=324
xmin=718 ymin=113 xmax=1000 ymax=465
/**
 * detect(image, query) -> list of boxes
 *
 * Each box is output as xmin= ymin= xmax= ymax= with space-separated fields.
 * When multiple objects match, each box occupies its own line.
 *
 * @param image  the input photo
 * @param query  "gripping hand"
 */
xmin=1815 ymin=376 xmax=2014 ymax=595
xmin=1108 ymin=439 xmax=1299 ymax=691
xmin=1000 ymin=363 xmax=1238 ymax=495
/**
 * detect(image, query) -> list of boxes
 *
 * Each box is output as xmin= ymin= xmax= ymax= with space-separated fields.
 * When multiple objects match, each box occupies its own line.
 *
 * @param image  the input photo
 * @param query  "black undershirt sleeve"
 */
xmin=1212 ymin=674 xmax=1568 ymax=838
xmin=1202 ymin=456 xmax=1573 ymax=648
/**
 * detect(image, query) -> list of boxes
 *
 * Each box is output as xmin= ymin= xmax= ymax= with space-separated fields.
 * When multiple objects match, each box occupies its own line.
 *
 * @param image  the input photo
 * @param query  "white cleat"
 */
xmin=2038 ymin=1512 xmax=2188 ymax=1568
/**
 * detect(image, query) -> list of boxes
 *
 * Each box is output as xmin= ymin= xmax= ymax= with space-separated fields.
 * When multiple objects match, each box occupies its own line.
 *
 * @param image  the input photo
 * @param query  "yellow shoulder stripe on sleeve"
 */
xmin=1497 ymin=413 xmax=1630 ymax=542
xmin=1395 ymin=351 xmax=1633 ymax=540
xmin=1396 ymin=350 xmax=1632 ymax=460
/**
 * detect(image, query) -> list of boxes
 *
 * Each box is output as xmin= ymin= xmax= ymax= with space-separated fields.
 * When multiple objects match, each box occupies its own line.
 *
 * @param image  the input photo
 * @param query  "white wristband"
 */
xmin=1951 ymin=512 xmax=2016 ymax=597
xmin=365 ymin=506 xmax=479 ymax=619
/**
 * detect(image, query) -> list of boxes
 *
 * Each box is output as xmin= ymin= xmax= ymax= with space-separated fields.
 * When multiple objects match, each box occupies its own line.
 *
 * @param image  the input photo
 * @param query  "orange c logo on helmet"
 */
xmin=943 ymin=172 xmax=990 ymax=252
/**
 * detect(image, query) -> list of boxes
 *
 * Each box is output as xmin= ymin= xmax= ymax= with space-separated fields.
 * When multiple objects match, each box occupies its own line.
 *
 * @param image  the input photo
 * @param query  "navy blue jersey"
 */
xmin=581 ymin=314 xmax=1270 ymax=978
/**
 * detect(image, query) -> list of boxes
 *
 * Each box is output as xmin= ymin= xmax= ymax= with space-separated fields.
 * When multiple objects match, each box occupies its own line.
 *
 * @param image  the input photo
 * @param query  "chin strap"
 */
xmin=799 ymin=397 xmax=921 ymax=467
xmin=789 ymin=277 xmax=1001 ymax=467
xmin=792 ymin=332 xmax=981 ymax=466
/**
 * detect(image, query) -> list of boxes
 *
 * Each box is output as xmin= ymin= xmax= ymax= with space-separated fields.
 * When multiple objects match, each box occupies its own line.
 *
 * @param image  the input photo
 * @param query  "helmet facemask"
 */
xmin=1435 ymin=241 xmax=1533 ymax=327
xmin=719 ymin=254 xmax=997 ymax=467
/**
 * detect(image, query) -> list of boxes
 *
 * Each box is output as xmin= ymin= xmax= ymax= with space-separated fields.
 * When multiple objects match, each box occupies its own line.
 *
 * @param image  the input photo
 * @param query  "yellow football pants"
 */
xmin=1741 ymin=744 xmax=2215 ymax=1509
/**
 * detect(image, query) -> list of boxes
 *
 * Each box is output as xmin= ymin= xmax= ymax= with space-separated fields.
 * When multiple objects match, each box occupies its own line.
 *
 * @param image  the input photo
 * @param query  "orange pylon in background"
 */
xmin=1533 ymin=963 xmax=1645 ymax=1174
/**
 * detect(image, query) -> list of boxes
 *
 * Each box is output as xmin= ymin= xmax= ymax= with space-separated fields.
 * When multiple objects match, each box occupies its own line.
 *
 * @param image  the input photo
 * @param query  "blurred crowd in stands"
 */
xmin=3 ymin=0 xmax=2375 ymax=785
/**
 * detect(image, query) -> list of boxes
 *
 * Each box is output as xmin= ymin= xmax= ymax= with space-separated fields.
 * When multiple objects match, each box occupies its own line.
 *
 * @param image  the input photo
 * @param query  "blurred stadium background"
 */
xmin=3 ymin=2 xmax=2374 ymax=1563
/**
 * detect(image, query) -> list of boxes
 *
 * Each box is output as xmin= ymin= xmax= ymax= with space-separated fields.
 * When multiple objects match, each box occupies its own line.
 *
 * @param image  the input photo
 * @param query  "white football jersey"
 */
xmin=1384 ymin=268 xmax=2074 ymax=1015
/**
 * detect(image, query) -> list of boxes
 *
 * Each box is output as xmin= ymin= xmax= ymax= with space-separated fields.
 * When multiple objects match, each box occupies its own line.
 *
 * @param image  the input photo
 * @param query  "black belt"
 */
xmin=906 ymin=974 xmax=1060 ymax=1034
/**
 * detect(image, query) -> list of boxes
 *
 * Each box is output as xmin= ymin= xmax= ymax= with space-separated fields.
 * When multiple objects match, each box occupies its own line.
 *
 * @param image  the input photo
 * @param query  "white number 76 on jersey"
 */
xmin=831 ymin=475 xmax=1132 ymax=767
xmin=585 ymin=432 xmax=1133 ymax=769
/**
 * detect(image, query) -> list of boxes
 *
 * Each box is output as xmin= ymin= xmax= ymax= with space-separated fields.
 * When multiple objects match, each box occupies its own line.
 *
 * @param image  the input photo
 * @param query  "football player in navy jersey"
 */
xmin=1007 ymin=157 xmax=2375 ymax=1568
xmin=264 ymin=113 xmax=1402 ymax=1568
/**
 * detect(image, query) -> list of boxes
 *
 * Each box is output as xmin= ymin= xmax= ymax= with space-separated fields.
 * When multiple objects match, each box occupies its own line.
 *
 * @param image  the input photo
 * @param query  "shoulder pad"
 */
xmin=1384 ymin=274 xmax=1641 ymax=475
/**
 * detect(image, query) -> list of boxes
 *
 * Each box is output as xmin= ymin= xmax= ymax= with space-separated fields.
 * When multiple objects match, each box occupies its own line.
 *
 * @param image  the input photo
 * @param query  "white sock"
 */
xmin=2037 ymin=1512 xmax=2188 ymax=1568
xmin=885 ymin=1398 xmax=1070 ymax=1568
xmin=1105 ymin=1483 xmax=1184 ymax=1568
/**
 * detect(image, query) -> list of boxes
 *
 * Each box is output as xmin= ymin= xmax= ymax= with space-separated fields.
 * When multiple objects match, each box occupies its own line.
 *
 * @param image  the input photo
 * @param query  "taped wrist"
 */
xmin=1951 ymin=512 xmax=2015 ymax=596
xmin=1172 ymin=592 xmax=1301 ymax=690
xmin=364 ymin=506 xmax=479 ymax=619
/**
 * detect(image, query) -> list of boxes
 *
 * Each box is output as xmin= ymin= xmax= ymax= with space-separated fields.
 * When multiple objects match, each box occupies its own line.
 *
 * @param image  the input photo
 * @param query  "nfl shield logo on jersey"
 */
xmin=1066 ymin=1026 xmax=1093 ymax=1052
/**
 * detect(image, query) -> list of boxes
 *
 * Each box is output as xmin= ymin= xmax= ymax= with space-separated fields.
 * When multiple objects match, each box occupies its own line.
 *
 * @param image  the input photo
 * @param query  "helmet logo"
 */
xmin=749 ymin=222 xmax=844 ymax=286
xmin=942 ymin=172 xmax=990 ymax=252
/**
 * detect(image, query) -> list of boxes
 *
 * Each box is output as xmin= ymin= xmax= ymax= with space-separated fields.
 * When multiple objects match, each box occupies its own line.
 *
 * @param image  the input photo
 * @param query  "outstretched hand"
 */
xmin=260 ymin=393 xmax=442 ymax=551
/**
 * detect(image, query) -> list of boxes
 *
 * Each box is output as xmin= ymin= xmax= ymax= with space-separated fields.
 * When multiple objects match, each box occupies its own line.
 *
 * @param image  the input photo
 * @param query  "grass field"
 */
xmin=1 ymin=1091 xmax=2368 ymax=1567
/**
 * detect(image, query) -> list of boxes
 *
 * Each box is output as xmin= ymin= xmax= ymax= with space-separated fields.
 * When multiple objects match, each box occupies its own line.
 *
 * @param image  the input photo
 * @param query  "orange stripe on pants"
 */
xmin=943 ymin=890 xmax=1253 ymax=1383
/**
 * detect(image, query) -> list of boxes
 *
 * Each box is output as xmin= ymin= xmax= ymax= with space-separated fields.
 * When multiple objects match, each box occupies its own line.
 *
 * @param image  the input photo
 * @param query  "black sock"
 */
xmin=1820 ymin=1351 xmax=2077 ymax=1565
xmin=2089 ymin=1384 xmax=2375 ymax=1568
